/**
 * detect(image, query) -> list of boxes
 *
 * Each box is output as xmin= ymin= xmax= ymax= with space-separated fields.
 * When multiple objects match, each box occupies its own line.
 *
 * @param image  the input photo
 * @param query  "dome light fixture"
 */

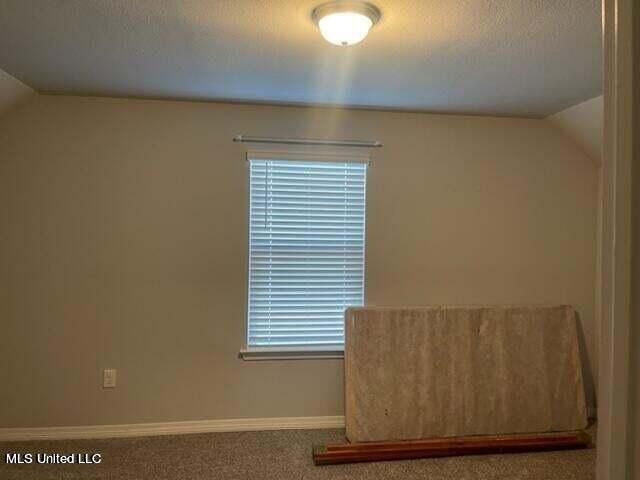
xmin=312 ymin=1 xmax=381 ymax=46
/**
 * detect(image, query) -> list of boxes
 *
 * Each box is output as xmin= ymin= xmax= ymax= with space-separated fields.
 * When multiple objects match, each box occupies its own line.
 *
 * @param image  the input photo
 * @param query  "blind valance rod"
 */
xmin=233 ymin=135 xmax=382 ymax=148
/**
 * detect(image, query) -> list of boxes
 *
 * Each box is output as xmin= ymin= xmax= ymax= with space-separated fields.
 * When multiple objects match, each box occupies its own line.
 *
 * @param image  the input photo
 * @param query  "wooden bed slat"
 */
xmin=313 ymin=431 xmax=591 ymax=465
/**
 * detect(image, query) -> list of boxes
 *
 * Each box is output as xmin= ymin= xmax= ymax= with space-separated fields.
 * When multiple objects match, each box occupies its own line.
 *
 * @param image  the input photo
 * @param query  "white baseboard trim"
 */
xmin=0 ymin=408 xmax=596 ymax=442
xmin=0 ymin=415 xmax=346 ymax=442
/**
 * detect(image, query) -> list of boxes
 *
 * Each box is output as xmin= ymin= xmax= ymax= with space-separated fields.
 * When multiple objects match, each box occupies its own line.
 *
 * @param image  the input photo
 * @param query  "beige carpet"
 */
xmin=0 ymin=426 xmax=596 ymax=480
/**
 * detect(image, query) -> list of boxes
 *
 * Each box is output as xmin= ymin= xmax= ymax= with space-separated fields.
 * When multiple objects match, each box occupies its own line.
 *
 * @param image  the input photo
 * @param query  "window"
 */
xmin=246 ymin=155 xmax=367 ymax=353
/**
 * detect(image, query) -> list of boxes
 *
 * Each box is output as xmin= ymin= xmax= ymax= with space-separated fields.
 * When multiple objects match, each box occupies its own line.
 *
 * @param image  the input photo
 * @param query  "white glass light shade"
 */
xmin=318 ymin=12 xmax=373 ymax=46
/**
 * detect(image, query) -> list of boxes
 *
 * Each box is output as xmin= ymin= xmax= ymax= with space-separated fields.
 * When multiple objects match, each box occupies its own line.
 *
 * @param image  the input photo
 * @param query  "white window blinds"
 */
xmin=247 ymin=157 xmax=367 ymax=348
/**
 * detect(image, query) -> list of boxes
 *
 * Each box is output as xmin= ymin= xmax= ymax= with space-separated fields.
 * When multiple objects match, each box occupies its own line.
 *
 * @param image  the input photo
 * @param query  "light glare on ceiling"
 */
xmin=312 ymin=2 xmax=381 ymax=46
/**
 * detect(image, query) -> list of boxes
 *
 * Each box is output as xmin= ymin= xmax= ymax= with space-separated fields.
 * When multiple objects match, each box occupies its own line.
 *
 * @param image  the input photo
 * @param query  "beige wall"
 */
xmin=547 ymin=96 xmax=605 ymax=398
xmin=0 ymin=68 xmax=34 ymax=118
xmin=547 ymin=96 xmax=603 ymax=162
xmin=0 ymin=95 xmax=598 ymax=428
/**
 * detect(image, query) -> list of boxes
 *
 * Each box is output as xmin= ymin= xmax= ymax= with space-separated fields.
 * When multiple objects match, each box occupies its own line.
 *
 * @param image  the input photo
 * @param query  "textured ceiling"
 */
xmin=0 ymin=0 xmax=602 ymax=117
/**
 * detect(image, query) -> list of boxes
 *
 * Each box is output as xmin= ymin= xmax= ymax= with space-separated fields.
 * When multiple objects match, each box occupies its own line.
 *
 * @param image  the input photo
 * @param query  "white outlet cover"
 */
xmin=103 ymin=369 xmax=117 ymax=388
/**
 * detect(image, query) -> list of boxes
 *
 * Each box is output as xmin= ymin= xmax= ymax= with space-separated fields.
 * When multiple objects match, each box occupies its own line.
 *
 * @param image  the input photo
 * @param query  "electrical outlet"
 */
xmin=103 ymin=369 xmax=117 ymax=388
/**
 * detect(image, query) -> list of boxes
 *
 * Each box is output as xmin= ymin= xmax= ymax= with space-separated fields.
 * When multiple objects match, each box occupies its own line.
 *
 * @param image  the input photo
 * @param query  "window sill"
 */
xmin=239 ymin=346 xmax=344 ymax=361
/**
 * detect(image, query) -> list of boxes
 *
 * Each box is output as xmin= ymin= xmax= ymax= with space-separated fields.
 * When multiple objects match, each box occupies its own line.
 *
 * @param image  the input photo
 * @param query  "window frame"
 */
xmin=240 ymin=150 xmax=369 ymax=360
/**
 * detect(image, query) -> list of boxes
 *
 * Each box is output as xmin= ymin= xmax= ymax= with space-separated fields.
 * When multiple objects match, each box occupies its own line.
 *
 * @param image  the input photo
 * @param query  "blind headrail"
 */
xmin=233 ymin=135 xmax=383 ymax=148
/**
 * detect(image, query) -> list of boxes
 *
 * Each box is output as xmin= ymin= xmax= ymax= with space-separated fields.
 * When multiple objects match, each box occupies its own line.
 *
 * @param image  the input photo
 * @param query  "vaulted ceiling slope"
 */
xmin=0 ymin=0 xmax=602 ymax=117
xmin=547 ymin=96 xmax=603 ymax=161
xmin=0 ymin=67 xmax=33 ymax=117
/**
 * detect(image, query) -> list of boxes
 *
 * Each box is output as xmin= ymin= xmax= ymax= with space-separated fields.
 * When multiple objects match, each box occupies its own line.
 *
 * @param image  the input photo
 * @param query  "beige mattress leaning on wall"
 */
xmin=344 ymin=305 xmax=588 ymax=443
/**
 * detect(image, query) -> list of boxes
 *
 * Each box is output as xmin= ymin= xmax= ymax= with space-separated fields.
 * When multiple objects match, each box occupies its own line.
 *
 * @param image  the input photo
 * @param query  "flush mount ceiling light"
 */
xmin=312 ymin=1 xmax=381 ymax=46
